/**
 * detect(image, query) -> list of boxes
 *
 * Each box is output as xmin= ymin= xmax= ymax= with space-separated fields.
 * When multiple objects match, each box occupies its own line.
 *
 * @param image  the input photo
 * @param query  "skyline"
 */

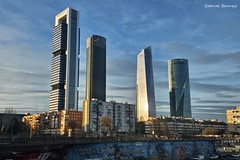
xmin=0 ymin=0 xmax=240 ymax=121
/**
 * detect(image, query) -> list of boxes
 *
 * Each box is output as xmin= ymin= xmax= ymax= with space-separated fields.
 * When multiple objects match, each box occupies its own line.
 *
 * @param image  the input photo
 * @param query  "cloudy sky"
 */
xmin=0 ymin=0 xmax=239 ymax=121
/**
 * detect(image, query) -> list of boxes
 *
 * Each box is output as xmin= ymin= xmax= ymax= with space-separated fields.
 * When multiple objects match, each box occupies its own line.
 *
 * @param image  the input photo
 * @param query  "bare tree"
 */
xmin=4 ymin=107 xmax=16 ymax=114
xmin=100 ymin=116 xmax=112 ymax=135
xmin=202 ymin=127 xmax=218 ymax=135
xmin=163 ymin=122 xmax=172 ymax=139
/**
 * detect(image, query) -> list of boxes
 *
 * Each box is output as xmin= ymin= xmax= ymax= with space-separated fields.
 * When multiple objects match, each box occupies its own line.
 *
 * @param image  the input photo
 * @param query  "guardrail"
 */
xmin=0 ymin=135 xmax=216 ymax=145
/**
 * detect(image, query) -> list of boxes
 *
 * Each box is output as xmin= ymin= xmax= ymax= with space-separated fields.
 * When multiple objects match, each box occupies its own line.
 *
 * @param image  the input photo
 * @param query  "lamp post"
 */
xmin=29 ymin=117 xmax=32 ymax=139
xmin=11 ymin=119 xmax=14 ymax=137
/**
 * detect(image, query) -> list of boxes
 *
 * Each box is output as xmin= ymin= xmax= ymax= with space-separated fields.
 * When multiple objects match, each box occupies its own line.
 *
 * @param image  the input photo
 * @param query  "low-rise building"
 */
xmin=226 ymin=106 xmax=240 ymax=124
xmin=83 ymin=100 xmax=135 ymax=134
xmin=22 ymin=110 xmax=83 ymax=136
xmin=60 ymin=110 xmax=82 ymax=135
xmin=144 ymin=116 xmax=227 ymax=138
xmin=226 ymin=106 xmax=240 ymax=133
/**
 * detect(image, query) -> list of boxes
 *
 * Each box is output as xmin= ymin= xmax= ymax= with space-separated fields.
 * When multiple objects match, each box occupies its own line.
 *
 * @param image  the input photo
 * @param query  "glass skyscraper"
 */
xmin=168 ymin=59 xmax=191 ymax=118
xmin=83 ymin=35 xmax=106 ymax=131
xmin=136 ymin=46 xmax=156 ymax=122
xmin=49 ymin=7 xmax=80 ymax=112
xmin=85 ymin=35 xmax=106 ymax=101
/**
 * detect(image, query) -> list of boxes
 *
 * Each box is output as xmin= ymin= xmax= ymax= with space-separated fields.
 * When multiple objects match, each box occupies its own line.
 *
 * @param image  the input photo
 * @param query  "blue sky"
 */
xmin=0 ymin=0 xmax=240 ymax=121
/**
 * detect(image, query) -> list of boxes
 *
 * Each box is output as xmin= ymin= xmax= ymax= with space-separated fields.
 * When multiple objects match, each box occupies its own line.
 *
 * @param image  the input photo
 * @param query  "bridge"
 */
xmin=0 ymin=137 xmax=216 ymax=159
xmin=0 ymin=136 xmax=155 ymax=152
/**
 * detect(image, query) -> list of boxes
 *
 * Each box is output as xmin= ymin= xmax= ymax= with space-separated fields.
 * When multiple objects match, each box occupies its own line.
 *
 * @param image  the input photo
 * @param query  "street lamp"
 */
xmin=29 ymin=117 xmax=32 ymax=139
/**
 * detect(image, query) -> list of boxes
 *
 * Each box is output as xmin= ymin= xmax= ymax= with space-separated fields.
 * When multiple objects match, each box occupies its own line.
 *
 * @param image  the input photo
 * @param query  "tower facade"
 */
xmin=85 ymin=35 xmax=106 ymax=101
xmin=49 ymin=7 xmax=80 ymax=112
xmin=168 ymin=59 xmax=191 ymax=118
xmin=136 ymin=46 xmax=156 ymax=122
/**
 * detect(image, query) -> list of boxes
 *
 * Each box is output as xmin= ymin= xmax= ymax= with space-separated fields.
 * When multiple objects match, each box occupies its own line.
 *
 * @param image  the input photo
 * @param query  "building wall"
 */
xmin=168 ymin=59 xmax=191 ymax=118
xmin=49 ymin=112 xmax=60 ymax=129
xmin=60 ymin=110 xmax=82 ymax=135
xmin=144 ymin=116 xmax=227 ymax=137
xmin=83 ymin=100 xmax=135 ymax=133
xmin=136 ymin=46 xmax=156 ymax=122
xmin=226 ymin=106 xmax=240 ymax=124
xmin=226 ymin=106 xmax=240 ymax=133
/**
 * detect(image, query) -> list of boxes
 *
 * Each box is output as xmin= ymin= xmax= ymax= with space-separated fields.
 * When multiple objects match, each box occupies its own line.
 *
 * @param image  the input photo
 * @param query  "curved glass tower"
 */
xmin=136 ymin=46 xmax=156 ymax=122
xmin=49 ymin=7 xmax=80 ymax=112
xmin=168 ymin=59 xmax=191 ymax=118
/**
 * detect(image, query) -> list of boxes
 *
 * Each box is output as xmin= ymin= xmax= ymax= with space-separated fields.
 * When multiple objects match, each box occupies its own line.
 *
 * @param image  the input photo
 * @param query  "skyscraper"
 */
xmin=49 ymin=7 xmax=80 ymax=112
xmin=85 ymin=35 xmax=106 ymax=101
xmin=168 ymin=58 xmax=191 ymax=118
xmin=136 ymin=46 xmax=156 ymax=122
xmin=83 ymin=35 xmax=106 ymax=131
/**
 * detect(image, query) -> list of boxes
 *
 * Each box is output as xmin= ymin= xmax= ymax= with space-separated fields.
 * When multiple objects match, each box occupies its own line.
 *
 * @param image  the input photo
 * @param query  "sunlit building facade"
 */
xmin=49 ymin=7 xmax=80 ymax=112
xmin=226 ymin=106 xmax=240 ymax=124
xmin=59 ymin=110 xmax=82 ymax=135
xmin=144 ymin=116 xmax=226 ymax=137
xmin=85 ymin=35 xmax=106 ymax=102
xmin=226 ymin=106 xmax=240 ymax=133
xmin=136 ymin=46 xmax=156 ymax=122
xmin=168 ymin=59 xmax=191 ymax=118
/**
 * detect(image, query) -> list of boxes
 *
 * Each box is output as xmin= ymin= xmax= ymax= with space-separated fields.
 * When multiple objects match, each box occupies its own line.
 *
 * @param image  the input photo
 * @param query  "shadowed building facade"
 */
xmin=136 ymin=46 xmax=156 ymax=122
xmin=49 ymin=7 xmax=80 ymax=112
xmin=168 ymin=59 xmax=191 ymax=118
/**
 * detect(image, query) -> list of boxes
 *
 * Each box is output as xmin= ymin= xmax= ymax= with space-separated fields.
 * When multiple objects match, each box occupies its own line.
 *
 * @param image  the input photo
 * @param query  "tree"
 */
xmin=163 ymin=122 xmax=172 ymax=139
xmin=100 ymin=116 xmax=112 ymax=135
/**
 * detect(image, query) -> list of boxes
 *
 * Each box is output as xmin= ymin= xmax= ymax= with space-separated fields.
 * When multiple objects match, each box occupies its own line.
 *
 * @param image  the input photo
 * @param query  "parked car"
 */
xmin=210 ymin=154 xmax=219 ymax=159
xmin=232 ymin=154 xmax=240 ymax=157
xmin=193 ymin=155 xmax=204 ymax=160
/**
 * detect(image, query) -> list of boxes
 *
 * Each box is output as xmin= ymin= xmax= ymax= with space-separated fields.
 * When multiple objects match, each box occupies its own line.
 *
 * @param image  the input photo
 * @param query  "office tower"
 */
xmin=49 ymin=7 xmax=80 ymax=112
xmin=136 ymin=46 xmax=156 ymax=122
xmin=168 ymin=58 xmax=191 ymax=118
xmin=83 ymin=35 xmax=106 ymax=131
xmin=85 ymin=35 xmax=106 ymax=101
